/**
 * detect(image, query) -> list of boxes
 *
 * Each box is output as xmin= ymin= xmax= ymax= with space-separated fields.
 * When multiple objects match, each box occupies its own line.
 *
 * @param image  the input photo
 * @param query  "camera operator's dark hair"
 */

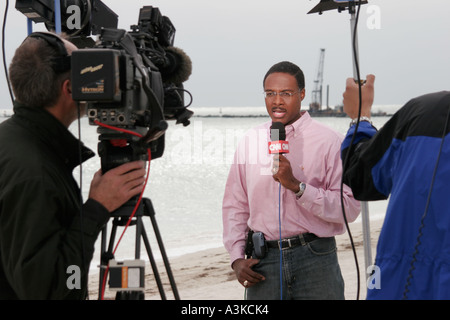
xmin=263 ymin=61 xmax=305 ymax=90
xmin=9 ymin=36 xmax=70 ymax=108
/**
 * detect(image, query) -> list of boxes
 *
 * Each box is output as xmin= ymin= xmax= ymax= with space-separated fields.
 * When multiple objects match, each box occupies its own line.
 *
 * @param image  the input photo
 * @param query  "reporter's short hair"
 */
xmin=9 ymin=35 xmax=70 ymax=108
xmin=263 ymin=61 xmax=305 ymax=90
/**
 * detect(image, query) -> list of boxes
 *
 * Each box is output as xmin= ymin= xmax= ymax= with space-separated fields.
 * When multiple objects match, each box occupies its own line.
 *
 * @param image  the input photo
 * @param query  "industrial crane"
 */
xmin=309 ymin=48 xmax=325 ymax=112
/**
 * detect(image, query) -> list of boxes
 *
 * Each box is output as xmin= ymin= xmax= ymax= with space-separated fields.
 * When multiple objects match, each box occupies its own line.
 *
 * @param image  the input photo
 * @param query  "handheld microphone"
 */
xmin=269 ymin=121 xmax=288 ymax=300
xmin=269 ymin=122 xmax=289 ymax=154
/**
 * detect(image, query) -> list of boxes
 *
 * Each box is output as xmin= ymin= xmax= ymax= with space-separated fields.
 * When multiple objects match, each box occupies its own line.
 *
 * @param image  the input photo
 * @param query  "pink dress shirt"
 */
xmin=222 ymin=111 xmax=361 ymax=264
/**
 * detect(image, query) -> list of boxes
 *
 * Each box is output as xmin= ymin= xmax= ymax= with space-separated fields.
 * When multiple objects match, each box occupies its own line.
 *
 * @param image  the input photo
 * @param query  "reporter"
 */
xmin=223 ymin=61 xmax=360 ymax=300
xmin=0 ymin=32 xmax=146 ymax=299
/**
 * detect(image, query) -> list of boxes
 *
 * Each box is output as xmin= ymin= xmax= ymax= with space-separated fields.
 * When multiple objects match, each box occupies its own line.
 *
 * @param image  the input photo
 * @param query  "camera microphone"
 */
xmin=269 ymin=122 xmax=289 ymax=154
xmin=161 ymin=46 xmax=192 ymax=85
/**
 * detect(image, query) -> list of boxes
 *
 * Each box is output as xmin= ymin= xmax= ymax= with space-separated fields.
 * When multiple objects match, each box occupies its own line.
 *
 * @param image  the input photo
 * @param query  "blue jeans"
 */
xmin=246 ymin=236 xmax=344 ymax=300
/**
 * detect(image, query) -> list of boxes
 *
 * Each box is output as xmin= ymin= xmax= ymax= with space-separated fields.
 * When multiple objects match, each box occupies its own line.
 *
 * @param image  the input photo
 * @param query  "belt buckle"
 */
xmin=278 ymin=238 xmax=292 ymax=250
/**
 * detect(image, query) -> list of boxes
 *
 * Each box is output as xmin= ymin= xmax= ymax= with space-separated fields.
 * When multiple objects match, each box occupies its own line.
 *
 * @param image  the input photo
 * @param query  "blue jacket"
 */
xmin=341 ymin=91 xmax=450 ymax=300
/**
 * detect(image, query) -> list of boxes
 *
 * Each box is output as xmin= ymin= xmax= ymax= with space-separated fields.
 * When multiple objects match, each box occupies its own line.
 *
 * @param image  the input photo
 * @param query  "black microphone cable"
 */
xmin=340 ymin=0 xmax=363 ymax=300
xmin=2 ymin=0 xmax=14 ymax=105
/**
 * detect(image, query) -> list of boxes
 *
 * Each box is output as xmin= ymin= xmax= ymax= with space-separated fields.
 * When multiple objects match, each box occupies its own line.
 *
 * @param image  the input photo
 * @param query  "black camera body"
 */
xmin=16 ymin=1 xmax=193 ymax=169
xmin=69 ymin=5 xmax=193 ymax=169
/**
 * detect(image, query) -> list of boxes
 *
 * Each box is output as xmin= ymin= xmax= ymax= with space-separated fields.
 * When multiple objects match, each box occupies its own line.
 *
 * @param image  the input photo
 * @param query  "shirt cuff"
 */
xmin=342 ymin=120 xmax=377 ymax=150
xmin=229 ymin=244 xmax=245 ymax=267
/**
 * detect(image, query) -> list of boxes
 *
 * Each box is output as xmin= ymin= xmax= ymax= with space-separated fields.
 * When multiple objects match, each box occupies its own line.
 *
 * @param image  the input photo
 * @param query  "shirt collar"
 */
xmin=265 ymin=110 xmax=312 ymax=140
xmin=283 ymin=110 xmax=312 ymax=138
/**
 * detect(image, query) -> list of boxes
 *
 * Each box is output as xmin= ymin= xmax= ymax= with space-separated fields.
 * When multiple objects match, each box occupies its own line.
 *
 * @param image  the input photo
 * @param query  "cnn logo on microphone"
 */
xmin=268 ymin=141 xmax=289 ymax=154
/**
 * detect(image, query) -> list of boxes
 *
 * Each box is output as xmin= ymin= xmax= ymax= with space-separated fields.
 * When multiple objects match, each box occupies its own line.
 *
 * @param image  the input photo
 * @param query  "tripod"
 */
xmin=98 ymin=197 xmax=180 ymax=300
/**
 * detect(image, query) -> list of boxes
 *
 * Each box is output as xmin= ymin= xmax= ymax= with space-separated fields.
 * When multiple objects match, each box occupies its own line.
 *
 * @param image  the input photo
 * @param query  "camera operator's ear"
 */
xmin=61 ymin=79 xmax=73 ymax=97
xmin=67 ymin=80 xmax=72 ymax=95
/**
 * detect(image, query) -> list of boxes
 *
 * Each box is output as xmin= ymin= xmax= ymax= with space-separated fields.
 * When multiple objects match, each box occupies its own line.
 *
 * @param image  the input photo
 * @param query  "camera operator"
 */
xmin=0 ymin=32 xmax=146 ymax=300
xmin=341 ymin=75 xmax=450 ymax=299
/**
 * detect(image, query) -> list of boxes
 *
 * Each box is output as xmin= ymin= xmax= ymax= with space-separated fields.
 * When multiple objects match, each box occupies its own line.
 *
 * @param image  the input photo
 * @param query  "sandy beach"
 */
xmin=89 ymin=218 xmax=383 ymax=301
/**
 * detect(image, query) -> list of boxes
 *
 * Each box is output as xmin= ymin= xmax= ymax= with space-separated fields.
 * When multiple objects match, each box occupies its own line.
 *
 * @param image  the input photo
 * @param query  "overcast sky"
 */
xmin=1 ymin=0 xmax=449 ymax=110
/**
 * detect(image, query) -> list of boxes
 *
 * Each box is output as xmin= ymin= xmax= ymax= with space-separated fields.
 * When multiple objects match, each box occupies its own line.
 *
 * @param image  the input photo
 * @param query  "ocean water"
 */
xmin=0 ymin=106 xmax=397 ymax=271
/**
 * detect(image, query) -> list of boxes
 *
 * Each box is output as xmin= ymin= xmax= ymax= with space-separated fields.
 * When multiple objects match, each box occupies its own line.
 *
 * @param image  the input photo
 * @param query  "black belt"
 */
xmin=266 ymin=233 xmax=318 ymax=250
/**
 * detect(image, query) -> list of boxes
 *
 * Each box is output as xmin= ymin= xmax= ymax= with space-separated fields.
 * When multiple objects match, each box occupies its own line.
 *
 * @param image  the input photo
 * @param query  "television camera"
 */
xmin=17 ymin=0 xmax=193 ymax=170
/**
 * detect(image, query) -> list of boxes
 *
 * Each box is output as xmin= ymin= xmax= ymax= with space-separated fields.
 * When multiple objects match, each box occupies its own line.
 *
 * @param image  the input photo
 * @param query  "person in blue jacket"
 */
xmin=341 ymin=75 xmax=450 ymax=300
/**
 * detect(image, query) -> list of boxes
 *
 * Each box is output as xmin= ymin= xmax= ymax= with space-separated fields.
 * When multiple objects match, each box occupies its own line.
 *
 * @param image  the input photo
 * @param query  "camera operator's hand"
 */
xmin=343 ymin=74 xmax=375 ymax=119
xmin=232 ymin=258 xmax=265 ymax=288
xmin=88 ymin=160 xmax=147 ymax=213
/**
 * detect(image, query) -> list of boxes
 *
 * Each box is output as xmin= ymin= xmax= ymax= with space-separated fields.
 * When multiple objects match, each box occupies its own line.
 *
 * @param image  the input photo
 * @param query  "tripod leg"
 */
xmin=135 ymin=215 xmax=142 ymax=259
xmin=143 ymin=198 xmax=180 ymax=300
xmin=98 ymin=219 xmax=118 ymax=299
xmin=98 ymin=225 xmax=107 ymax=300
xmin=140 ymin=223 xmax=167 ymax=299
